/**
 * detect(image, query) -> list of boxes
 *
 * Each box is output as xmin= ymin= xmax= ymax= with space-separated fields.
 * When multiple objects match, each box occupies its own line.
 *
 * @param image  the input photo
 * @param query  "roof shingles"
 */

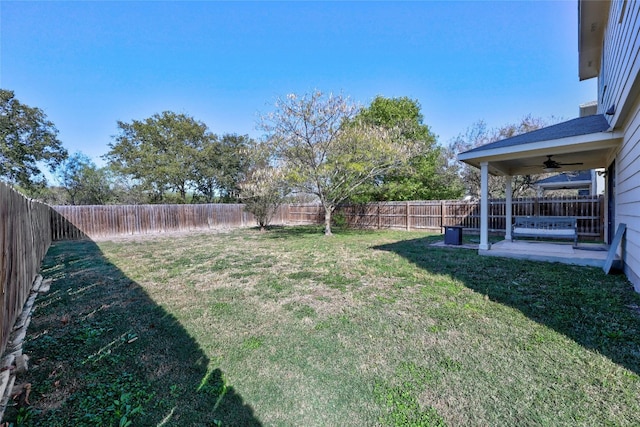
xmin=536 ymin=170 xmax=592 ymax=185
xmin=461 ymin=114 xmax=611 ymax=155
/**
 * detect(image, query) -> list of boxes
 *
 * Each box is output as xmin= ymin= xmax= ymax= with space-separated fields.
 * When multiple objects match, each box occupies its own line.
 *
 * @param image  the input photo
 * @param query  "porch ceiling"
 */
xmin=458 ymin=131 xmax=622 ymax=176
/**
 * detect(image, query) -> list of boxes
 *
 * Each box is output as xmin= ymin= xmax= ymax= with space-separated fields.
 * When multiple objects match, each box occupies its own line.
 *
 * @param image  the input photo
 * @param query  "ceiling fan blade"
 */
xmin=541 ymin=155 xmax=583 ymax=169
xmin=542 ymin=155 xmax=559 ymax=168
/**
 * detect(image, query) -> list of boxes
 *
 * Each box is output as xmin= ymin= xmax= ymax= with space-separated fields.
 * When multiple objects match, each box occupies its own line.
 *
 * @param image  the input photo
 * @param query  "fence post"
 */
xmin=377 ymin=203 xmax=381 ymax=230
xmin=406 ymin=201 xmax=410 ymax=231
xmin=440 ymin=201 xmax=445 ymax=233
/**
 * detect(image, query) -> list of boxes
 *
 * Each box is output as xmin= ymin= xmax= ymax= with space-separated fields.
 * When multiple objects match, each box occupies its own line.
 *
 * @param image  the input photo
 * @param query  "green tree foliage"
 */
xmin=353 ymin=96 xmax=464 ymax=201
xmin=192 ymin=133 xmax=251 ymax=203
xmin=57 ymin=152 xmax=92 ymax=205
xmin=262 ymin=91 xmax=427 ymax=236
xmin=207 ymin=134 xmax=251 ymax=203
xmin=106 ymin=112 xmax=254 ymax=204
xmin=0 ymin=89 xmax=67 ymax=191
xmin=239 ymin=141 xmax=289 ymax=231
xmin=105 ymin=111 xmax=213 ymax=203
xmin=107 ymin=171 xmax=152 ymax=205
xmin=56 ymin=152 xmax=114 ymax=205
xmin=449 ymin=116 xmax=549 ymax=198
xmin=191 ymin=137 xmax=220 ymax=203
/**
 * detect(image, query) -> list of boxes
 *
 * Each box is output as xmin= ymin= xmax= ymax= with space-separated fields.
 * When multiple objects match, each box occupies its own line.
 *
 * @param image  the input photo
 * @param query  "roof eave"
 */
xmin=458 ymin=131 xmax=623 ymax=172
xmin=578 ymin=0 xmax=609 ymax=81
xmin=458 ymin=131 xmax=621 ymax=162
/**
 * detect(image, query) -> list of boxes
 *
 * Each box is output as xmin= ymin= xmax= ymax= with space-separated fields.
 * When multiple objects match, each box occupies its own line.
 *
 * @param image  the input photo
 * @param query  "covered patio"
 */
xmin=457 ymin=114 xmax=623 ymax=268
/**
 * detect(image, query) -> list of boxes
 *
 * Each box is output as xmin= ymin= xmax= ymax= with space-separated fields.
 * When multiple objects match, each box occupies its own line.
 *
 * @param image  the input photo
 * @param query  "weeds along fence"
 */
xmin=51 ymin=195 xmax=604 ymax=241
xmin=0 ymin=182 xmax=52 ymax=356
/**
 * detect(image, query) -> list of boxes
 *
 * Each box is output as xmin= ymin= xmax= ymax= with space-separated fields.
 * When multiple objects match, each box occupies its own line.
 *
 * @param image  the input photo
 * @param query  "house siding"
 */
xmin=617 ymin=94 xmax=640 ymax=291
xmin=599 ymin=0 xmax=640 ymax=291
xmin=599 ymin=1 xmax=640 ymax=121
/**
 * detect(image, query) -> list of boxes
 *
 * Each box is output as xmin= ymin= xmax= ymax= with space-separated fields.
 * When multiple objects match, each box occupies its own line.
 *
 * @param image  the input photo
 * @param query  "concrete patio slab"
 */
xmin=480 ymin=240 xmax=620 ymax=269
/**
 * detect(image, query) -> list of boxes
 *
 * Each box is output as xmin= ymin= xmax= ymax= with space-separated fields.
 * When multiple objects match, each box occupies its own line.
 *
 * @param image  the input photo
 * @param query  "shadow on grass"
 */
xmin=374 ymin=237 xmax=640 ymax=376
xmin=7 ymin=240 xmax=261 ymax=426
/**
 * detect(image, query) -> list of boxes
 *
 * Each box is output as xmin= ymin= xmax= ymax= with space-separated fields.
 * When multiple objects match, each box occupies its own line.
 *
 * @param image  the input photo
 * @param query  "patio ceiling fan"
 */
xmin=542 ymin=155 xmax=583 ymax=172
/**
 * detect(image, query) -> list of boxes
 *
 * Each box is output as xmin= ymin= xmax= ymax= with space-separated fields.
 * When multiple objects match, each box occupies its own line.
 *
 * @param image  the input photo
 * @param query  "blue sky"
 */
xmin=1 ymin=1 xmax=596 ymax=167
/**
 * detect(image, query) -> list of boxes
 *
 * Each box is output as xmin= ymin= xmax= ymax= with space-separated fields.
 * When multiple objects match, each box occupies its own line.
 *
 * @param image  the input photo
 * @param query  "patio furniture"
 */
xmin=512 ymin=216 xmax=578 ymax=246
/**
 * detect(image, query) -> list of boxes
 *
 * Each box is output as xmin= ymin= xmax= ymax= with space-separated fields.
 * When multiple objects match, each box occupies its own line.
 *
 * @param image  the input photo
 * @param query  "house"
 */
xmin=458 ymin=0 xmax=640 ymax=291
xmin=534 ymin=170 xmax=602 ymax=197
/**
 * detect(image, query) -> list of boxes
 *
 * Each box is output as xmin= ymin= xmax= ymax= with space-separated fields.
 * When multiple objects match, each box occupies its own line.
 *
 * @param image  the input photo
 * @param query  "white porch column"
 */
xmin=479 ymin=162 xmax=490 ymax=250
xmin=505 ymin=176 xmax=513 ymax=241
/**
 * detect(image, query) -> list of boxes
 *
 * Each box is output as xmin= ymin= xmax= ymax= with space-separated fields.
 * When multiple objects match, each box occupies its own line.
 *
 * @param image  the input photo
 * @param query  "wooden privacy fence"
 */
xmin=51 ymin=195 xmax=604 ymax=241
xmin=51 ymin=204 xmax=255 ymax=240
xmin=489 ymin=195 xmax=604 ymax=239
xmin=336 ymin=195 xmax=604 ymax=240
xmin=51 ymin=204 xmax=326 ymax=239
xmin=0 ymin=182 xmax=52 ymax=356
xmin=50 ymin=203 xmax=329 ymax=240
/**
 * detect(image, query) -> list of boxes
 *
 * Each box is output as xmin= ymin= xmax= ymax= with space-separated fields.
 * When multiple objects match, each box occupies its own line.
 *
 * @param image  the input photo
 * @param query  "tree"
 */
xmin=105 ymin=111 xmax=212 ymax=203
xmin=108 ymin=172 xmax=151 ymax=205
xmin=56 ymin=152 xmax=114 ymax=205
xmin=262 ymin=91 xmax=426 ymax=236
xmin=239 ymin=142 xmax=289 ymax=231
xmin=353 ymin=96 xmax=464 ymax=201
xmin=57 ymin=152 xmax=91 ymax=205
xmin=193 ymin=134 xmax=252 ymax=203
xmin=449 ymin=116 xmax=548 ymax=198
xmin=191 ymin=136 xmax=220 ymax=203
xmin=78 ymin=166 xmax=115 ymax=205
xmin=0 ymin=89 xmax=67 ymax=191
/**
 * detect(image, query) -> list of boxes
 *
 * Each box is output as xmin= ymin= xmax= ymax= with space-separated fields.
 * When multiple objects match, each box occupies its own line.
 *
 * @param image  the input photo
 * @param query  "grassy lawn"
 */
xmin=7 ymin=226 xmax=640 ymax=426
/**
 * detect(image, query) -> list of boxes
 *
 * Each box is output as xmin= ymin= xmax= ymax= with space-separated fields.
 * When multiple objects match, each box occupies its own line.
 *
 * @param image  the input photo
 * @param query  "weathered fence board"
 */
xmin=50 ymin=196 xmax=604 ymax=241
xmin=0 ymin=182 xmax=52 ymax=356
xmin=51 ymin=204 xmax=255 ymax=238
